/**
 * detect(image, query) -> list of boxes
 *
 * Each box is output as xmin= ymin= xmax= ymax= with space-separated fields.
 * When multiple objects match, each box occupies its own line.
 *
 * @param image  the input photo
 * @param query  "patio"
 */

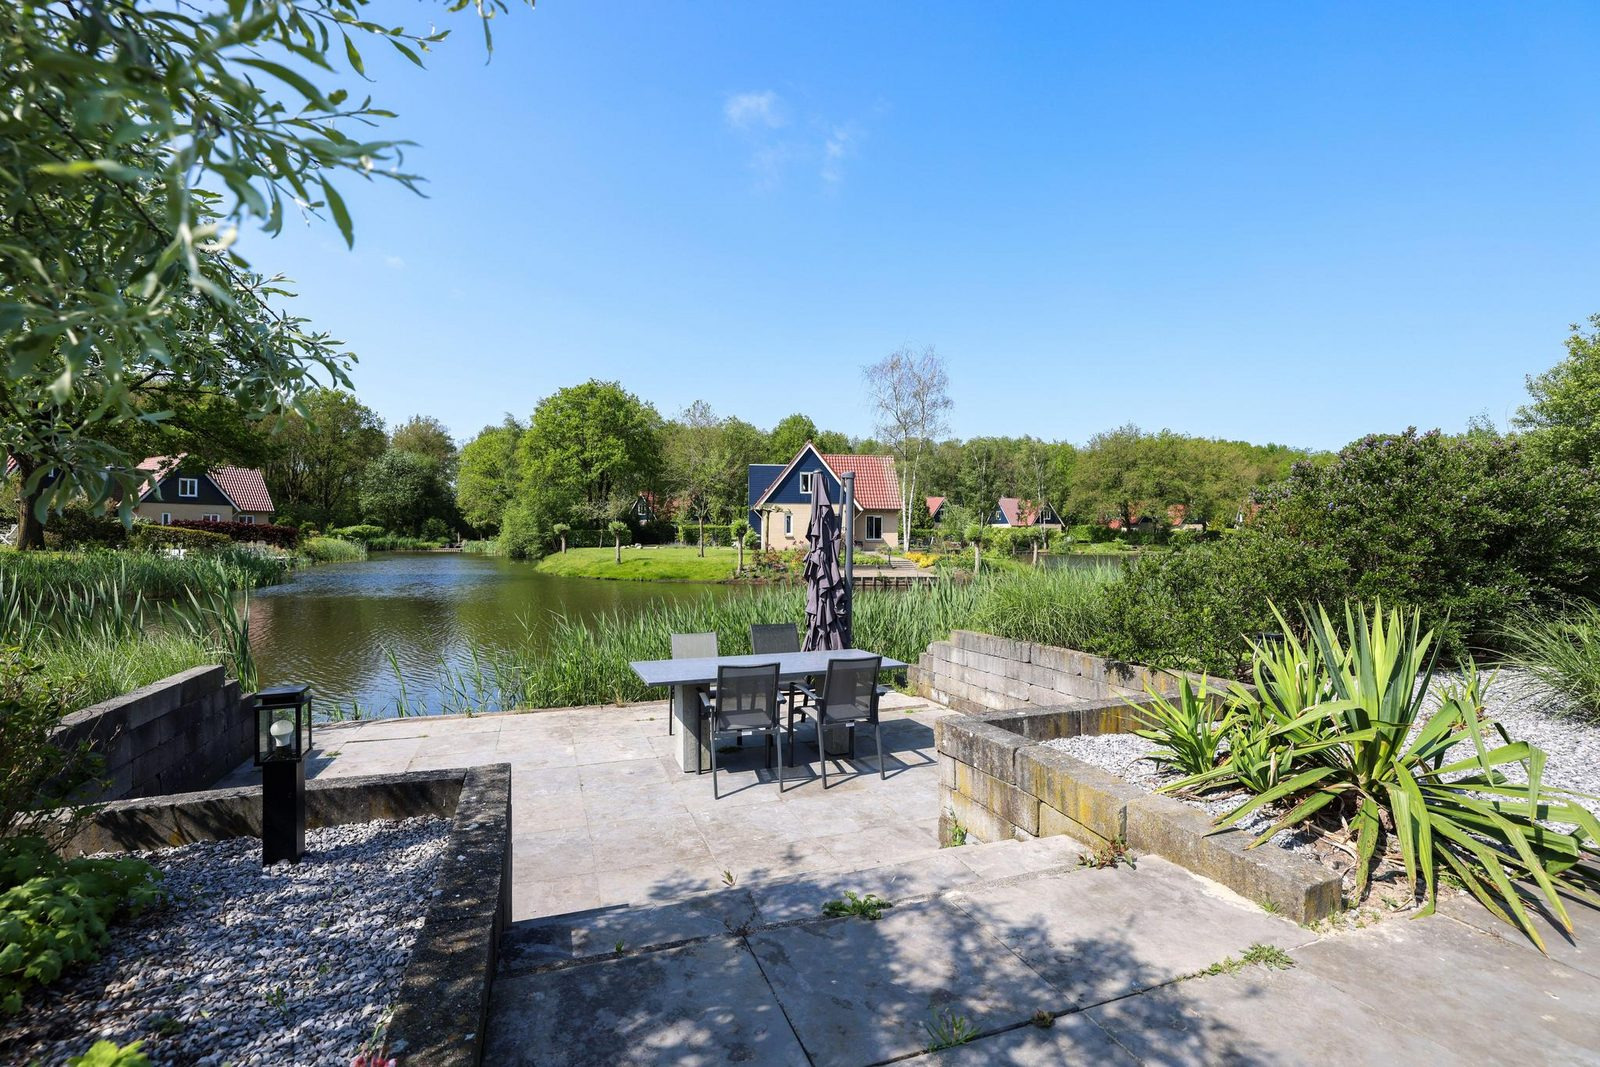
xmin=218 ymin=695 xmax=1600 ymax=1065
xmin=220 ymin=690 xmax=955 ymax=920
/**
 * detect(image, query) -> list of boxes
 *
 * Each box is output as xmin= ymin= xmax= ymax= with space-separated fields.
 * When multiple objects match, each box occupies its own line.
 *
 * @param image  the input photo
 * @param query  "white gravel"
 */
xmin=5 ymin=817 xmax=451 ymax=1067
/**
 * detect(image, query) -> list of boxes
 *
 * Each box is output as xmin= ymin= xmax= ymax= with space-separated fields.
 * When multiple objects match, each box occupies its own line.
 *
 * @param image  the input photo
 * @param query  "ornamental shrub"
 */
xmin=169 ymin=518 xmax=298 ymax=548
xmin=42 ymin=505 xmax=127 ymax=549
xmin=328 ymin=524 xmax=386 ymax=544
xmin=1254 ymin=428 xmax=1600 ymax=659
xmin=128 ymin=524 xmax=230 ymax=553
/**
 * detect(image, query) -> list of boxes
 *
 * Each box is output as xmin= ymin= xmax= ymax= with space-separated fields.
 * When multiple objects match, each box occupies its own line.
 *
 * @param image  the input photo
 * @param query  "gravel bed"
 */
xmin=4 ymin=817 xmax=451 ymax=1067
xmin=1041 ymin=733 xmax=1316 ymax=850
xmin=1429 ymin=668 xmax=1600 ymax=817
xmin=1042 ymin=669 xmax=1600 ymax=855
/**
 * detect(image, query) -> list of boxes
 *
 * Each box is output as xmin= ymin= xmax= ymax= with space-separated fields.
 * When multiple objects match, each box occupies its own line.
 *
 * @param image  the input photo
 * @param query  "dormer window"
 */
xmin=799 ymin=472 xmax=813 ymax=496
xmin=178 ymin=477 xmax=198 ymax=498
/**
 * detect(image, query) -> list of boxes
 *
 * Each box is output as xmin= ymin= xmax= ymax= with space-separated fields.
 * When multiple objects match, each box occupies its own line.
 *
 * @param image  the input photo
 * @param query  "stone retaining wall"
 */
xmin=60 ymin=765 xmax=513 ymax=1067
xmin=908 ymin=630 xmax=1196 ymax=715
xmin=51 ymin=665 xmax=251 ymax=802
xmin=936 ymin=700 xmax=1342 ymax=923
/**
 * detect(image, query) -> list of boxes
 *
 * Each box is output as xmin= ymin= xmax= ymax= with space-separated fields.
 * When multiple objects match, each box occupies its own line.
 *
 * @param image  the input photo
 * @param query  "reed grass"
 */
xmin=1 ymin=550 xmax=265 ymax=710
xmin=1500 ymin=601 xmax=1600 ymax=722
xmin=300 ymin=536 xmax=368 ymax=563
xmin=329 ymin=568 xmax=1119 ymax=717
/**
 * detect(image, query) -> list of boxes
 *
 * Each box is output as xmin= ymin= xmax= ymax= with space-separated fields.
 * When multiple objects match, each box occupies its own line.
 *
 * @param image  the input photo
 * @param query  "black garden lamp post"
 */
xmin=253 ymin=684 xmax=312 ymax=865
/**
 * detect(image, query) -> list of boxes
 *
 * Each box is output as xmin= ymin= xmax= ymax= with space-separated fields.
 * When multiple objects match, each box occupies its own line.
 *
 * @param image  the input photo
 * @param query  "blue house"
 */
xmin=747 ymin=444 xmax=902 ymax=550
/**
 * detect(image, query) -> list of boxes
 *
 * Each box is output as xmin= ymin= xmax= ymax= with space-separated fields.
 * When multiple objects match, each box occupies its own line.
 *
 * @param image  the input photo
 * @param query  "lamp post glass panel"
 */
xmin=253 ymin=684 xmax=312 ymax=865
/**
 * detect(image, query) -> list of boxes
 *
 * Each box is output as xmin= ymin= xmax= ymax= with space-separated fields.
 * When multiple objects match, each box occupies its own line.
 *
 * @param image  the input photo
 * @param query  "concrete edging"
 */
xmin=935 ymin=689 xmax=1342 ymax=924
xmin=60 ymin=764 xmax=513 ymax=1067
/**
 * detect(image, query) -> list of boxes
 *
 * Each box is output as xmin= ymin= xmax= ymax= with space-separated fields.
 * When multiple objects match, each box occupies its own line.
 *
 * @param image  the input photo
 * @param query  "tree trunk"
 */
xmin=614 ymin=534 xmax=621 ymax=564
xmin=736 ymin=539 xmax=744 ymax=574
xmin=13 ymin=455 xmax=46 ymax=551
xmin=973 ymin=543 xmax=981 ymax=575
xmin=698 ymin=517 xmax=705 ymax=558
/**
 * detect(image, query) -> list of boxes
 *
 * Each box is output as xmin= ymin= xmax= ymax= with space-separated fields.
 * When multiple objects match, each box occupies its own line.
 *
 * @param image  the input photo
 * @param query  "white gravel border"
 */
xmin=6 ymin=816 xmax=451 ymax=1067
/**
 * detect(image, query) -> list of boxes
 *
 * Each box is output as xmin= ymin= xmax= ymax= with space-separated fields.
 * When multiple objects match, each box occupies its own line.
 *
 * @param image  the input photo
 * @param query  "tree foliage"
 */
xmin=1514 ymin=314 xmax=1600 ymax=470
xmin=0 ymin=0 xmax=525 ymax=546
xmin=455 ymin=417 xmax=523 ymax=534
xmin=258 ymin=388 xmax=386 ymax=528
xmin=358 ymin=449 xmax=452 ymax=536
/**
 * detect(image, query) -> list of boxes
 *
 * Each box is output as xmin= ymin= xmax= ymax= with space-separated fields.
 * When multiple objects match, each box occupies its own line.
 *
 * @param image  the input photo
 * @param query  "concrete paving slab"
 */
xmin=749 ymin=849 xmax=982 ymax=925
xmin=1436 ymin=884 xmax=1600 ymax=981
xmin=922 ymin=1013 xmax=1138 ymax=1065
xmin=1084 ymin=958 xmax=1456 ymax=1065
xmin=499 ymin=890 xmax=762 ymax=973
xmin=513 ymin=872 xmax=601 ymax=922
xmin=946 ymin=857 xmax=1311 ymax=1009
xmin=485 ymin=938 xmax=808 ymax=1066
xmin=747 ymin=899 xmax=1061 ymax=1067
xmin=951 ymin=834 xmax=1084 ymax=882
xmin=1291 ymin=912 xmax=1600 ymax=1065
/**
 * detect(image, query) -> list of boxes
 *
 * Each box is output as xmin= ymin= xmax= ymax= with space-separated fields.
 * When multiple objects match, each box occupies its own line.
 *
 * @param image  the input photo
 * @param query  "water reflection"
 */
xmin=249 ymin=553 xmax=732 ymax=716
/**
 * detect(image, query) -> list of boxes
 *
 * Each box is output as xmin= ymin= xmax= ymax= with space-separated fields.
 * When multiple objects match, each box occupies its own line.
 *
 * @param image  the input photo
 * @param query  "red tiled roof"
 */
xmin=926 ymin=496 xmax=945 ymax=517
xmin=821 ymin=453 xmax=901 ymax=511
xmin=996 ymin=497 xmax=1050 ymax=526
xmin=136 ymin=455 xmax=273 ymax=514
xmin=212 ymin=466 xmax=274 ymax=513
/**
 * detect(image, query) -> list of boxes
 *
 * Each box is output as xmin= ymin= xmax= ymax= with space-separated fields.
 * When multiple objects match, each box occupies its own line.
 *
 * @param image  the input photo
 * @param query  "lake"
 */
xmin=249 ymin=553 xmax=736 ymax=717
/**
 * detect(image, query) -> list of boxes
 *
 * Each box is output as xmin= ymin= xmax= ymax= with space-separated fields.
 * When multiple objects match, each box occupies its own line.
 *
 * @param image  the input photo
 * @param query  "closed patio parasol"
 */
xmin=802 ymin=472 xmax=851 ymax=651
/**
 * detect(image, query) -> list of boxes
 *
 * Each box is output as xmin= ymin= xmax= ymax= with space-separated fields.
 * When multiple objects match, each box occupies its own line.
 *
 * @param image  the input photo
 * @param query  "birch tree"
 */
xmin=862 ymin=346 xmax=952 ymax=541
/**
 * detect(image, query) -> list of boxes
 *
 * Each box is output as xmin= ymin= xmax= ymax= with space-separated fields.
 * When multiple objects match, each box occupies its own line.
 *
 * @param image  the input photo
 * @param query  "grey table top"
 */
xmin=630 ymin=648 xmax=907 ymax=688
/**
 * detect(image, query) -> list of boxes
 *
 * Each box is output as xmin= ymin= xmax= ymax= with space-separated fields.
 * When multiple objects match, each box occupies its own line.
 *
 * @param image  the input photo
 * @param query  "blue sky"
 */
xmin=254 ymin=2 xmax=1600 ymax=452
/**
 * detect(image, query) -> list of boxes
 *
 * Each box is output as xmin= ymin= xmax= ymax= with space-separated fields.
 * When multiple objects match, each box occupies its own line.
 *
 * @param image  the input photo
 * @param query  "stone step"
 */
xmin=498 ymin=833 xmax=1088 ymax=977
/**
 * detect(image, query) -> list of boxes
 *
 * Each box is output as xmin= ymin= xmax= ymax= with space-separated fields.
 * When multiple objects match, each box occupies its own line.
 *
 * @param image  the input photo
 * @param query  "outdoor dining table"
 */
xmin=630 ymin=649 xmax=907 ymax=773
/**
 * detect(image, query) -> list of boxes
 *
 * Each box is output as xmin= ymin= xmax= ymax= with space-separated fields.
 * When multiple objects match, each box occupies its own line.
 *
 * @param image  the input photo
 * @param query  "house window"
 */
xmin=799 ymin=472 xmax=813 ymax=495
xmin=178 ymin=477 xmax=198 ymax=498
xmin=160 ymin=512 xmax=171 ymax=525
xmin=783 ymin=512 xmax=793 ymax=536
xmin=201 ymin=513 xmax=220 ymax=522
xmin=240 ymin=515 xmax=254 ymax=525
xmin=866 ymin=515 xmax=884 ymax=541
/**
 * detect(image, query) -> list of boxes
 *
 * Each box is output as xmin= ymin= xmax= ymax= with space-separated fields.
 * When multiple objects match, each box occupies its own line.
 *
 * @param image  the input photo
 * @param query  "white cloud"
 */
xmin=384 ymin=255 xmax=406 ymax=270
xmin=820 ymin=124 xmax=861 ymax=185
xmin=724 ymin=91 xmax=785 ymax=131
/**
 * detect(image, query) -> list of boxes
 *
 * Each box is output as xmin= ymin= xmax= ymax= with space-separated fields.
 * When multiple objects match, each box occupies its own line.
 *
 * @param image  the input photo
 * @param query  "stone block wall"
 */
xmin=935 ymin=699 xmax=1342 ymax=923
xmin=909 ymin=630 xmax=1196 ymax=715
xmin=51 ymin=665 xmax=253 ymax=802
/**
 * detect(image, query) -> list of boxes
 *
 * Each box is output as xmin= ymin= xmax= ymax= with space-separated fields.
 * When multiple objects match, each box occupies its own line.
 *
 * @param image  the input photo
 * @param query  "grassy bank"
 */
xmin=534 ymin=545 xmax=742 ymax=582
xmin=301 ymin=536 xmax=367 ymax=563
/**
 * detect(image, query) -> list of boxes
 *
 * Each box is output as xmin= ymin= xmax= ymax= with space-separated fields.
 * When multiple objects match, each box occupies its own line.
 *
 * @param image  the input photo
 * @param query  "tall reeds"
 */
xmin=1 ymin=550 xmax=271 ymax=710
xmin=342 ymin=568 xmax=1119 ymax=717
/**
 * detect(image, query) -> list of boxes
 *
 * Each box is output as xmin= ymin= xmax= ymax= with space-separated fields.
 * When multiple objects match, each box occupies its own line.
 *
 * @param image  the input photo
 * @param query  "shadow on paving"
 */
xmin=484 ymin=853 xmax=1301 ymax=1066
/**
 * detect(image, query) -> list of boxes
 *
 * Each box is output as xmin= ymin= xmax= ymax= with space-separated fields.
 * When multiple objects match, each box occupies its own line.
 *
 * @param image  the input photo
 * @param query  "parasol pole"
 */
xmin=842 ymin=470 xmax=855 ymax=647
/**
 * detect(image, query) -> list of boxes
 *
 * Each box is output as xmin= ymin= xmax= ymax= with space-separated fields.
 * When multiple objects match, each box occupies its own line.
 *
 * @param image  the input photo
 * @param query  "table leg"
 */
xmin=673 ymin=684 xmax=711 ymax=773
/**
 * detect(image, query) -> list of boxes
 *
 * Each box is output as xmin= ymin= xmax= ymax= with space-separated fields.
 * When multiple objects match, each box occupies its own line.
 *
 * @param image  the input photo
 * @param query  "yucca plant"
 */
xmin=1214 ymin=601 xmax=1600 ymax=951
xmin=1133 ymin=674 xmax=1231 ymax=776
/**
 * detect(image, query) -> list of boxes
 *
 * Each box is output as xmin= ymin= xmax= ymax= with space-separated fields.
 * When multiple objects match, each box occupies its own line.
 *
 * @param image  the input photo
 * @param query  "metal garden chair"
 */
xmin=668 ymin=631 xmax=718 ymax=737
xmin=798 ymin=655 xmax=885 ymax=787
xmin=699 ymin=662 xmax=786 ymax=798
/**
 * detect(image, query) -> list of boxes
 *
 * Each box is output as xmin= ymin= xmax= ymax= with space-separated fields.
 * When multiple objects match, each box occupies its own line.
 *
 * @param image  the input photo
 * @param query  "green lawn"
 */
xmin=533 ymin=545 xmax=741 ymax=581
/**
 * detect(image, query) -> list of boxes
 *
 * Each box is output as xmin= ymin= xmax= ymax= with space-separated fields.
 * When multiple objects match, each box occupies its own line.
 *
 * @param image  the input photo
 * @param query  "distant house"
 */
xmin=926 ymin=496 xmax=947 ymax=524
xmin=131 ymin=456 xmax=274 ymax=525
xmin=1166 ymin=503 xmax=1206 ymax=532
xmin=989 ymin=497 xmax=1064 ymax=530
xmin=748 ymin=444 xmax=903 ymax=550
xmin=1107 ymin=515 xmax=1160 ymax=534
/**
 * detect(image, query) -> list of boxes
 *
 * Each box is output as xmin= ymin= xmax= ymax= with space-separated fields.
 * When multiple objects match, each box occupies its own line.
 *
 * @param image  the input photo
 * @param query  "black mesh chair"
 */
xmin=669 ymin=632 xmax=718 ymax=737
xmin=801 ymin=656 xmax=885 ymax=787
xmin=699 ymin=663 xmax=786 ymax=798
xmin=750 ymin=622 xmax=814 ymax=719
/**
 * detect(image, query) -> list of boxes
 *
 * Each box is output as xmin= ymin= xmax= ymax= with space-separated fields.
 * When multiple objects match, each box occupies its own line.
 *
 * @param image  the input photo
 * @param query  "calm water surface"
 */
xmin=249 ymin=553 xmax=736 ymax=717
